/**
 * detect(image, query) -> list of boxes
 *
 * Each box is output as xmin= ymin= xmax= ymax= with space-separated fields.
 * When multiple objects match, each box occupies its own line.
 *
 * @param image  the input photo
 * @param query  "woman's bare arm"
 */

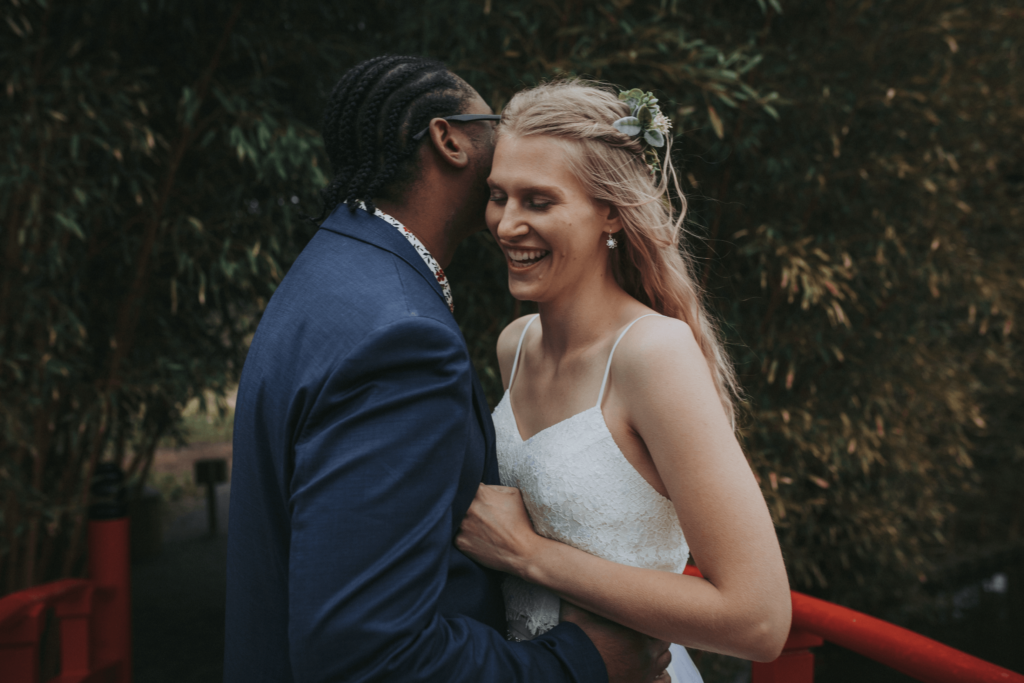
xmin=456 ymin=317 xmax=791 ymax=661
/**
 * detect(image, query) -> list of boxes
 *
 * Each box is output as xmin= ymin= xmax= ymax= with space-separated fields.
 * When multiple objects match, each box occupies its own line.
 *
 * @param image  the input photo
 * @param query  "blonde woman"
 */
xmin=455 ymin=81 xmax=792 ymax=682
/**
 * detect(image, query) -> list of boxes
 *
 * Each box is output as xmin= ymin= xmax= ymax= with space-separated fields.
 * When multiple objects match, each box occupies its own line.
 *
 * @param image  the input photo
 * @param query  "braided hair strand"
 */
xmin=319 ymin=55 xmax=474 ymax=218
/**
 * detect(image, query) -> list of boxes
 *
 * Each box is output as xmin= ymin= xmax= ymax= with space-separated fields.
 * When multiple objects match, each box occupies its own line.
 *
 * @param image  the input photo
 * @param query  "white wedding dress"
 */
xmin=494 ymin=314 xmax=703 ymax=683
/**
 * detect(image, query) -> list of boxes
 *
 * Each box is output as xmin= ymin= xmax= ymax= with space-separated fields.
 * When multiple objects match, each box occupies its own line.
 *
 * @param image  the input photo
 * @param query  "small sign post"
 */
xmin=194 ymin=459 xmax=228 ymax=537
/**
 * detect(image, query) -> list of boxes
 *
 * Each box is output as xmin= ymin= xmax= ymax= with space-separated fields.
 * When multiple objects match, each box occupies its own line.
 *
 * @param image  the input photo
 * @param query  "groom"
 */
xmin=224 ymin=56 xmax=670 ymax=682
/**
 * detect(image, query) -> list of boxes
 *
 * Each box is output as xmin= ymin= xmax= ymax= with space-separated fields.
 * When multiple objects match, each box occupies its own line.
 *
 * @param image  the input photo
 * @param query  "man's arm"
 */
xmin=286 ymin=315 xmax=606 ymax=682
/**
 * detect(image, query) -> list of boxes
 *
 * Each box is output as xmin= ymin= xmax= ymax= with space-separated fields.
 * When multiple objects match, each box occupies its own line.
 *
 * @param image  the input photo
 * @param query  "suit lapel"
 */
xmin=318 ymin=204 xmax=449 ymax=311
xmin=321 ymin=204 xmax=498 ymax=484
xmin=470 ymin=369 xmax=500 ymax=485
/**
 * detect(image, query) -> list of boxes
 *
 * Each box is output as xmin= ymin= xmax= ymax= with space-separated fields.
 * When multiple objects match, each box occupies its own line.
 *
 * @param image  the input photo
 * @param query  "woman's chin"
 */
xmin=507 ymin=278 xmax=547 ymax=303
xmin=508 ymin=284 xmax=536 ymax=303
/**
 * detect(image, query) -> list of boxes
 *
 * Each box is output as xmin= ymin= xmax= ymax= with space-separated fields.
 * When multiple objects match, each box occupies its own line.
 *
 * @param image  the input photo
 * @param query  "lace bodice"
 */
xmin=494 ymin=314 xmax=690 ymax=638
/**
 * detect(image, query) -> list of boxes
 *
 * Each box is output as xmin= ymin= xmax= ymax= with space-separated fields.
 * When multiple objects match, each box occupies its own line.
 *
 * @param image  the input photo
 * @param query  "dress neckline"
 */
xmin=505 ymin=313 xmax=661 ymax=443
xmin=501 ymin=392 xmax=600 ymax=444
xmin=496 ymin=392 xmax=672 ymax=502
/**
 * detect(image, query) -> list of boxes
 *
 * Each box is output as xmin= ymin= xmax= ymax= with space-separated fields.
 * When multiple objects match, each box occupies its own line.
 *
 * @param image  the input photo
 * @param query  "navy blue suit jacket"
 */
xmin=224 ymin=206 xmax=606 ymax=682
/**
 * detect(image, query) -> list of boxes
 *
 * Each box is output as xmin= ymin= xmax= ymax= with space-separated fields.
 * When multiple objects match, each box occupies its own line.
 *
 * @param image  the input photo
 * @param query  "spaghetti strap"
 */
xmin=508 ymin=315 xmax=539 ymax=392
xmin=596 ymin=314 xmax=662 ymax=409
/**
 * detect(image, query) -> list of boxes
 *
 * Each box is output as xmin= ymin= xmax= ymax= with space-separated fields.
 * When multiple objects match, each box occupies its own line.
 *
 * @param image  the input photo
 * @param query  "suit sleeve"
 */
xmin=286 ymin=316 xmax=607 ymax=683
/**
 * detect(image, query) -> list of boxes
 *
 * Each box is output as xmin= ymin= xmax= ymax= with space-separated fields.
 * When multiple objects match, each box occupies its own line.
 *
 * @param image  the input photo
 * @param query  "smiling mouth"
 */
xmin=506 ymin=248 xmax=550 ymax=269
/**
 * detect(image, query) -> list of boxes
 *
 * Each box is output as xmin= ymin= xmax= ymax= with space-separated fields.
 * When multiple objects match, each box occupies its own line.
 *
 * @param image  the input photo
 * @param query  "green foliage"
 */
xmin=692 ymin=1 xmax=1024 ymax=608
xmin=1 ymin=0 xmax=1021 ymax=631
xmin=0 ymin=0 xmax=340 ymax=589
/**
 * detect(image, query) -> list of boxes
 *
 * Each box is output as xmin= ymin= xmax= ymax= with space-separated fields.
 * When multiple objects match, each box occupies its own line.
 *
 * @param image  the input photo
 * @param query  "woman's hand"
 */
xmin=455 ymin=484 xmax=542 ymax=577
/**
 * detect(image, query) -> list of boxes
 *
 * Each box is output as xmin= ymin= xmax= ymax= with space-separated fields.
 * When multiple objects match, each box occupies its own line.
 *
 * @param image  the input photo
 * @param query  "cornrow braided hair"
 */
xmin=318 ymin=55 xmax=473 ymax=219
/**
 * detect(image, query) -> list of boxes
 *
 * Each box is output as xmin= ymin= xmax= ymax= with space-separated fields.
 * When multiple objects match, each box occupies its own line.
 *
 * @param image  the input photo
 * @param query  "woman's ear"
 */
xmin=599 ymin=202 xmax=624 ymax=234
xmin=427 ymin=119 xmax=470 ymax=169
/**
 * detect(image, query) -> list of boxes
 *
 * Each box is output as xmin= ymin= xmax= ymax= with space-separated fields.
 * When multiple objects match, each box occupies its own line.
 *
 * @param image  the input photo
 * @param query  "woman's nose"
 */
xmin=496 ymin=203 xmax=529 ymax=240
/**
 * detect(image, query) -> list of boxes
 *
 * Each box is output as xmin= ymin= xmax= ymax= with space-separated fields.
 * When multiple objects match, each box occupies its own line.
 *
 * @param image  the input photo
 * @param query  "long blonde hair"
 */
xmin=499 ymin=80 xmax=739 ymax=424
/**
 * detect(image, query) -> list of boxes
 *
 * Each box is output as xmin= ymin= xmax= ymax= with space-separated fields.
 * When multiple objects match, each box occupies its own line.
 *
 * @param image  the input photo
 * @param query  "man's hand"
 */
xmin=560 ymin=601 xmax=672 ymax=683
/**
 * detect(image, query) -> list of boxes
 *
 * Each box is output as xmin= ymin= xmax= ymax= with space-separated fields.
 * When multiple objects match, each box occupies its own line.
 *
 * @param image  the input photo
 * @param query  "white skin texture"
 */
xmin=455 ymin=134 xmax=792 ymax=662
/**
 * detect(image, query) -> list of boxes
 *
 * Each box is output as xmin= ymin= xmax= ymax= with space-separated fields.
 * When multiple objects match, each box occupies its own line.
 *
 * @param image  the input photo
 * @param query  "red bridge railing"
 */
xmin=2 ymin=504 xmax=1019 ymax=682
xmin=683 ymin=565 xmax=1024 ymax=683
xmin=0 ymin=465 xmax=131 ymax=683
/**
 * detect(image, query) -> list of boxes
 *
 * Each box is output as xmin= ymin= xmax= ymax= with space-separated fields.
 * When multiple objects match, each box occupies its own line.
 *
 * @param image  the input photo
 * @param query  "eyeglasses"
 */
xmin=411 ymin=114 xmax=502 ymax=141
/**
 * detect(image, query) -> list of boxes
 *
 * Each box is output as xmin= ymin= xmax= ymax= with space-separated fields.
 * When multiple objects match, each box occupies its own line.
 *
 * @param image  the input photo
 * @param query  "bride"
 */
xmin=455 ymin=81 xmax=792 ymax=682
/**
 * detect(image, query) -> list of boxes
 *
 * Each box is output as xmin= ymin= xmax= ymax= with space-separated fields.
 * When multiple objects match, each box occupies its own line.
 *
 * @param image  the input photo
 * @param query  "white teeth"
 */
xmin=508 ymin=249 xmax=549 ymax=262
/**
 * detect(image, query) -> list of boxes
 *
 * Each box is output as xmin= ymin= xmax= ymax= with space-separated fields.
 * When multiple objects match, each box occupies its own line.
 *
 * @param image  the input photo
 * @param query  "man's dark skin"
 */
xmin=375 ymin=80 xmax=674 ymax=683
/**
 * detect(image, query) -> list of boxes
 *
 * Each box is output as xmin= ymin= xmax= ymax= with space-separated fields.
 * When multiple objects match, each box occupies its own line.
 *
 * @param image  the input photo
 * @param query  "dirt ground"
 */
xmin=133 ymin=441 xmax=233 ymax=683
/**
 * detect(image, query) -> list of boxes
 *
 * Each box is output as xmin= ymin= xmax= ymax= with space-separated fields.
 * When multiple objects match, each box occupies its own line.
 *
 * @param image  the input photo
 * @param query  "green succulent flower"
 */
xmin=612 ymin=88 xmax=672 ymax=177
xmin=613 ymin=116 xmax=642 ymax=136
xmin=613 ymin=88 xmax=670 ymax=150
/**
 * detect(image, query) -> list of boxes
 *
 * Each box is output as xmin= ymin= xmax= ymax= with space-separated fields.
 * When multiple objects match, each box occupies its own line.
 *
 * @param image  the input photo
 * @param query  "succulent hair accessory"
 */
xmin=612 ymin=88 xmax=672 ymax=175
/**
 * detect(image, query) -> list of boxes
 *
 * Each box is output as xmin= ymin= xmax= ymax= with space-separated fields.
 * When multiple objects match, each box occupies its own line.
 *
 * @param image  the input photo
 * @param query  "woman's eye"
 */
xmin=526 ymin=199 xmax=551 ymax=210
xmin=488 ymin=194 xmax=506 ymax=203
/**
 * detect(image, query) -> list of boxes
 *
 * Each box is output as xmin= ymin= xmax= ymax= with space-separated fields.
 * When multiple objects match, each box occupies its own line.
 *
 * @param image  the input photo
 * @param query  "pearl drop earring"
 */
xmin=606 ymin=234 xmax=618 ymax=249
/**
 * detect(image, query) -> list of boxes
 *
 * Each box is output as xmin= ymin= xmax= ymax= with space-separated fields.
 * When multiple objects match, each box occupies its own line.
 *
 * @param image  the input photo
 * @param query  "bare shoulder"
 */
xmin=496 ymin=314 xmax=538 ymax=388
xmin=612 ymin=315 xmax=737 ymax=468
xmin=611 ymin=315 xmax=714 ymax=396
xmin=615 ymin=315 xmax=702 ymax=365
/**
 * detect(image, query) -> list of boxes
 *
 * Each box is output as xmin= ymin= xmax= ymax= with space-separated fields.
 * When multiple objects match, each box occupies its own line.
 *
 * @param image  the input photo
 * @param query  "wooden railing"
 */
xmin=683 ymin=565 xmax=1024 ymax=683
xmin=0 ymin=465 xmax=131 ymax=683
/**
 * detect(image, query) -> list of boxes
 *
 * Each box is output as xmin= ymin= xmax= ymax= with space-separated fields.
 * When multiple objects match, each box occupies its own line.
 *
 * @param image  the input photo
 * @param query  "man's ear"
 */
xmin=426 ymin=118 xmax=471 ymax=170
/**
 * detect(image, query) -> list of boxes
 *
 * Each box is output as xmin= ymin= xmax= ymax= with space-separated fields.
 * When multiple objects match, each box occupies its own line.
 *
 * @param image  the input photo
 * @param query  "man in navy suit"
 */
xmin=224 ymin=56 xmax=671 ymax=682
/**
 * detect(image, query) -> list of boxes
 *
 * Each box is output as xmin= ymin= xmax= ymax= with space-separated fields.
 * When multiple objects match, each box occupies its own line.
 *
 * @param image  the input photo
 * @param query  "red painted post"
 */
xmin=87 ymin=461 xmax=132 ymax=683
xmin=0 ymin=580 xmax=92 ymax=681
xmin=0 ymin=462 xmax=133 ymax=683
xmin=0 ymin=602 xmax=47 ymax=682
xmin=88 ymin=517 xmax=132 ymax=683
xmin=53 ymin=582 xmax=96 ymax=675
xmin=751 ymin=629 xmax=824 ymax=683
